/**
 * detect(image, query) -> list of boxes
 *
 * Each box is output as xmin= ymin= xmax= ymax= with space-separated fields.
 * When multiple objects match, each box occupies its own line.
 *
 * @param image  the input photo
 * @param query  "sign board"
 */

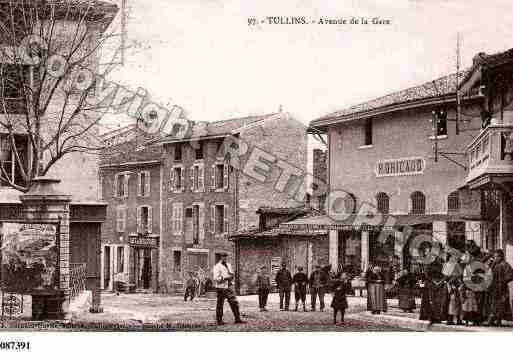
xmin=129 ymin=236 xmax=157 ymax=247
xmin=1 ymin=223 xmax=59 ymax=294
xmin=375 ymin=157 xmax=425 ymax=177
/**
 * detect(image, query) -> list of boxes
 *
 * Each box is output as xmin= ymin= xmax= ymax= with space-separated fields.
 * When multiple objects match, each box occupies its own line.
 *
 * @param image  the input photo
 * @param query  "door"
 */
xmin=135 ymin=248 xmax=152 ymax=289
xmin=187 ymin=253 xmax=208 ymax=273
xmin=103 ymin=246 xmax=111 ymax=289
xmin=292 ymin=241 xmax=308 ymax=275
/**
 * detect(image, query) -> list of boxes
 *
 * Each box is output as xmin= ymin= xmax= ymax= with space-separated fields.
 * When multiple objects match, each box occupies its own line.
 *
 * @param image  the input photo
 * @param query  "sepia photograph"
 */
xmin=1 ymin=0 xmax=513 ymax=356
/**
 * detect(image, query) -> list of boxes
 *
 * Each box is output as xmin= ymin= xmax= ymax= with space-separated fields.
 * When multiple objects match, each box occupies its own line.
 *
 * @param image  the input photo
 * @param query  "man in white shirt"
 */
xmin=213 ymin=253 xmax=245 ymax=325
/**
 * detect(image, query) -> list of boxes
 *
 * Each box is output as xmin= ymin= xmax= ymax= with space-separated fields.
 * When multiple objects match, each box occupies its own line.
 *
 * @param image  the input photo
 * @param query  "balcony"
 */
xmin=465 ymin=122 xmax=513 ymax=189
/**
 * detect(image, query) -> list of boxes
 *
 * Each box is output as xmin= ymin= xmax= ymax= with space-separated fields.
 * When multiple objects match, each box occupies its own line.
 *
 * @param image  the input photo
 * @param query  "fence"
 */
xmin=70 ymin=263 xmax=87 ymax=300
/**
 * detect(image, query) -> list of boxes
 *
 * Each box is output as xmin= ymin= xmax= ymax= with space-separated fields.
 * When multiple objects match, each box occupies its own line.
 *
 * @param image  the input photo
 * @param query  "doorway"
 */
xmin=103 ymin=246 xmax=111 ymax=289
xmin=134 ymin=248 xmax=152 ymax=289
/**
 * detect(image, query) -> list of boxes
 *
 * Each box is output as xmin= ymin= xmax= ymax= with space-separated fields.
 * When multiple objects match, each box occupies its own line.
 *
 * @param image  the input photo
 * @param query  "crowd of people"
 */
xmin=202 ymin=246 xmax=513 ymax=327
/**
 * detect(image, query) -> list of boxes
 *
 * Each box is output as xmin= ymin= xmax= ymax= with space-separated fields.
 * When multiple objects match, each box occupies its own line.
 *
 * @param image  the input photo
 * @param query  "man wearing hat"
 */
xmin=212 ymin=253 xmax=245 ymax=325
xmin=275 ymin=261 xmax=293 ymax=311
xmin=292 ymin=266 xmax=308 ymax=311
xmin=486 ymin=249 xmax=513 ymax=326
xmin=309 ymin=264 xmax=329 ymax=311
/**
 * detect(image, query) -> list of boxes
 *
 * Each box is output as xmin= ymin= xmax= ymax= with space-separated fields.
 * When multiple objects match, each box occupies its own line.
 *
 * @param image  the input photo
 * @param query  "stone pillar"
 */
xmin=19 ymin=177 xmax=72 ymax=320
xmin=394 ymin=230 xmax=404 ymax=269
xmin=328 ymin=230 xmax=338 ymax=270
xmin=361 ymin=231 xmax=369 ymax=272
xmin=433 ymin=221 xmax=448 ymax=247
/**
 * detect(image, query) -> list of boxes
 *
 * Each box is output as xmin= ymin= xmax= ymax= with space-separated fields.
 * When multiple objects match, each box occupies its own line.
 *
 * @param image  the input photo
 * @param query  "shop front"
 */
xmin=128 ymin=234 xmax=159 ymax=292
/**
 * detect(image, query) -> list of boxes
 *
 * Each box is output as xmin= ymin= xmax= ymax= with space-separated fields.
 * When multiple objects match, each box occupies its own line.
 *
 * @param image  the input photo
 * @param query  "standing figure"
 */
xmin=331 ymin=272 xmax=351 ymax=325
xmin=460 ymin=284 xmax=478 ymax=326
xmin=275 ymin=262 xmax=293 ymax=311
xmin=292 ymin=266 xmax=308 ymax=311
xmin=213 ymin=253 xmax=246 ymax=325
xmin=309 ymin=264 xmax=329 ymax=311
xmin=486 ymin=249 xmax=513 ymax=326
xmin=184 ymin=272 xmax=197 ymax=301
xmin=366 ymin=265 xmax=387 ymax=314
xmin=255 ymin=265 xmax=271 ymax=312
xmin=425 ymin=269 xmax=448 ymax=324
xmin=446 ymin=278 xmax=462 ymax=325
xmin=396 ymin=269 xmax=416 ymax=313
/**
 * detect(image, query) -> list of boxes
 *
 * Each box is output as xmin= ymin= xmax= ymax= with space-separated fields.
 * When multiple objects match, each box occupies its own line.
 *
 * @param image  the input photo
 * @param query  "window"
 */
xmin=212 ymin=204 xmax=228 ymax=234
xmin=448 ymin=191 xmax=460 ymax=212
xmin=433 ymin=108 xmax=448 ymax=137
xmin=410 ymin=191 xmax=426 ymax=215
xmin=171 ymin=202 xmax=183 ymax=235
xmin=170 ymin=166 xmax=184 ymax=192
xmin=376 ymin=192 xmax=390 ymax=214
xmin=0 ymin=64 xmax=31 ymax=114
xmin=212 ymin=163 xmax=228 ymax=190
xmin=117 ymin=247 xmax=124 ymax=273
xmin=215 ymin=139 xmax=224 ymax=157
xmin=137 ymin=206 xmax=152 ymax=234
xmin=174 ymin=143 xmax=182 ymax=162
xmin=195 ymin=141 xmax=204 ymax=160
xmin=173 ymin=250 xmax=182 ymax=272
xmin=116 ymin=206 xmax=126 ymax=232
xmin=364 ymin=119 xmax=373 ymax=146
xmin=192 ymin=205 xmax=200 ymax=244
xmin=115 ymin=173 xmax=129 ymax=198
xmin=138 ymin=171 xmax=150 ymax=197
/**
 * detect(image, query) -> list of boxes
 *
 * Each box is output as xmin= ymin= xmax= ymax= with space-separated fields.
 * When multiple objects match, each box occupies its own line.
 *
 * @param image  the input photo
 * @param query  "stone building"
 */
xmin=230 ymin=206 xmax=327 ymax=295
xmin=100 ymin=112 xmax=307 ymax=293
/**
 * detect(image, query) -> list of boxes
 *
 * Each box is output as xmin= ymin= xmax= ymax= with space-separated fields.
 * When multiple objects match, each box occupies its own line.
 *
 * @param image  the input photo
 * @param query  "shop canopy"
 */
xmin=280 ymin=213 xmax=483 ymax=232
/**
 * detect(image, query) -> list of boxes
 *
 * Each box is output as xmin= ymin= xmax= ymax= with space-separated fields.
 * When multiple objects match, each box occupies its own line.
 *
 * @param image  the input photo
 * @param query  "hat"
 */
xmin=219 ymin=253 xmax=228 ymax=257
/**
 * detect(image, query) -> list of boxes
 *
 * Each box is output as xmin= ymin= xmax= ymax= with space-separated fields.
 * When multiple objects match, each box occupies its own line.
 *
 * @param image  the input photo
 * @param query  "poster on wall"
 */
xmin=0 ymin=223 xmax=59 ymax=294
xmin=270 ymin=257 xmax=282 ymax=286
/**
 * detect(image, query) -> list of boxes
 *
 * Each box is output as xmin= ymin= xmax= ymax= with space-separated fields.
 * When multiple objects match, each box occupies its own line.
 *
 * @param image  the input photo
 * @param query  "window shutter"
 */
xmin=210 ymin=165 xmax=216 ymax=191
xmin=199 ymin=164 xmax=204 ymax=192
xmin=136 ymin=206 xmax=141 ymax=233
xmin=180 ymin=168 xmax=185 ymax=192
xmin=224 ymin=205 xmax=229 ymax=234
xmin=137 ymin=173 xmax=142 ymax=196
xmin=123 ymin=174 xmax=129 ymax=198
xmin=169 ymin=169 xmax=175 ymax=192
xmin=145 ymin=171 xmax=151 ymax=196
xmin=199 ymin=203 xmax=205 ymax=244
xmin=190 ymin=166 xmax=194 ymax=191
xmin=114 ymin=174 xmax=118 ymax=197
xmin=223 ymin=163 xmax=229 ymax=191
xmin=211 ymin=205 xmax=216 ymax=234
xmin=148 ymin=206 xmax=153 ymax=233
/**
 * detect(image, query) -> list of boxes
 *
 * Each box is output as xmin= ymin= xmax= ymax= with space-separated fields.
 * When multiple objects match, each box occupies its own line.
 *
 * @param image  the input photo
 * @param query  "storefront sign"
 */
xmin=375 ymin=157 xmax=425 ymax=177
xmin=129 ymin=236 xmax=157 ymax=247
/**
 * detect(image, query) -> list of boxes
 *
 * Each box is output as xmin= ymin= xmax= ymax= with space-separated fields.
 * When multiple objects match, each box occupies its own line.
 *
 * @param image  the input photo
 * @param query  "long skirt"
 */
xmin=398 ymin=287 xmax=416 ymax=311
xmin=368 ymin=282 xmax=387 ymax=312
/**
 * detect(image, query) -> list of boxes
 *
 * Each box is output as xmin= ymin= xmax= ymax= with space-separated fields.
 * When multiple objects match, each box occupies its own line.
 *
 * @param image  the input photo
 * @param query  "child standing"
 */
xmin=447 ymin=278 xmax=462 ymax=325
xmin=331 ymin=272 xmax=351 ymax=325
xmin=460 ymin=285 xmax=478 ymax=325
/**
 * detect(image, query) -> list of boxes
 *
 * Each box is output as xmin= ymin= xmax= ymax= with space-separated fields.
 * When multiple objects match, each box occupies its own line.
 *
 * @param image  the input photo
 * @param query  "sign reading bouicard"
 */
xmin=376 ymin=157 xmax=425 ymax=177
xmin=0 ymin=223 xmax=59 ymax=294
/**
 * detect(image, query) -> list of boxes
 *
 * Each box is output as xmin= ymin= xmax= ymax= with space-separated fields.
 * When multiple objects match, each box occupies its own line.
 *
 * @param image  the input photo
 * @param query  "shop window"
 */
xmin=364 ymin=119 xmax=373 ymax=145
xmin=410 ymin=191 xmax=426 ymax=215
xmin=173 ymin=251 xmax=182 ymax=272
xmin=376 ymin=192 xmax=389 ymax=214
xmin=447 ymin=191 xmax=459 ymax=212
xmin=117 ymin=247 xmax=124 ymax=273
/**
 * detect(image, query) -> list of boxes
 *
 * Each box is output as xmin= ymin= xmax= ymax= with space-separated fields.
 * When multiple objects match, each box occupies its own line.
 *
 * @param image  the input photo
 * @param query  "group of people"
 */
xmin=255 ymin=262 xmax=352 ymax=324
xmin=395 ymin=248 xmax=513 ymax=327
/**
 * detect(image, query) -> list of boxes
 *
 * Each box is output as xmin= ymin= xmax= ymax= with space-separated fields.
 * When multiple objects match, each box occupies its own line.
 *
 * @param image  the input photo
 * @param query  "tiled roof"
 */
xmin=311 ymin=71 xmax=469 ymax=126
xmin=160 ymin=113 xmax=280 ymax=143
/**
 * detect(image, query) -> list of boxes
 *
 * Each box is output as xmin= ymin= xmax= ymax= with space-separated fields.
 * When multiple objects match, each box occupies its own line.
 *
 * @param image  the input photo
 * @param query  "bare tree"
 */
xmin=0 ymin=0 xmax=126 ymax=192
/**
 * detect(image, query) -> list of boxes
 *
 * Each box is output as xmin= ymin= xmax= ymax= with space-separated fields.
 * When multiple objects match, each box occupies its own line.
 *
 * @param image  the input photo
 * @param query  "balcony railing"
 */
xmin=465 ymin=123 xmax=513 ymax=186
xmin=69 ymin=263 xmax=87 ymax=300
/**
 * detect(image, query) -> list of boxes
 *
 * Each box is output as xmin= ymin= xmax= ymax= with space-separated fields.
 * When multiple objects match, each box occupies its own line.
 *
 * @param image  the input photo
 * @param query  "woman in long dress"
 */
xmin=366 ymin=266 xmax=387 ymax=314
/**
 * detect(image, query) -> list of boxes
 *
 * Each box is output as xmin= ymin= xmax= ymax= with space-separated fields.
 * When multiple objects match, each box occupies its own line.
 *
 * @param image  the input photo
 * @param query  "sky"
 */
xmin=101 ymin=0 xmax=513 ymax=129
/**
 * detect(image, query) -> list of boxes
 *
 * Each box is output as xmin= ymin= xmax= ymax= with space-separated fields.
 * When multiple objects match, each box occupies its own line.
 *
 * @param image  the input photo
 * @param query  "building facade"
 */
xmin=100 ymin=112 xmax=307 ymax=293
xmin=307 ymin=58 xmax=497 ymax=277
